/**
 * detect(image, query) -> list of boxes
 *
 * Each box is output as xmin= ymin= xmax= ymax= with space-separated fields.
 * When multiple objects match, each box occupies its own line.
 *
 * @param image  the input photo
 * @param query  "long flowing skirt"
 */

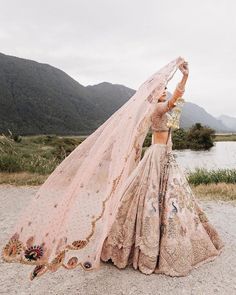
xmin=101 ymin=143 xmax=224 ymax=276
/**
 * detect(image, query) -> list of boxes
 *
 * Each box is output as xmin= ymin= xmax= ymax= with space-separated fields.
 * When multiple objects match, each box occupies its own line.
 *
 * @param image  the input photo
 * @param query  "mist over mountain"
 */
xmin=180 ymin=102 xmax=233 ymax=132
xmin=218 ymin=115 xmax=236 ymax=131
xmin=0 ymin=52 xmax=234 ymax=135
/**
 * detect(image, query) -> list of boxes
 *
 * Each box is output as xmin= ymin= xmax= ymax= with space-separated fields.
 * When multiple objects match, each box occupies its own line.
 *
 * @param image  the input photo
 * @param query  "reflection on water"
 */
xmin=174 ymin=142 xmax=236 ymax=173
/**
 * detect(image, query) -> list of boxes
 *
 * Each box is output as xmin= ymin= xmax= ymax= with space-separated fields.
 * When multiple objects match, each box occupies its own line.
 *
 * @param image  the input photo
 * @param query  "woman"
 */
xmin=1 ymin=57 xmax=224 ymax=279
xmin=101 ymin=62 xmax=224 ymax=276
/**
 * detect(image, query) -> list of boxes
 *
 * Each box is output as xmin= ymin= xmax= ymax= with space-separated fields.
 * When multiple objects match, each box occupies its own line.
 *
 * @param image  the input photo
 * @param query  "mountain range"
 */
xmin=218 ymin=115 xmax=236 ymax=132
xmin=0 ymin=52 xmax=234 ymax=135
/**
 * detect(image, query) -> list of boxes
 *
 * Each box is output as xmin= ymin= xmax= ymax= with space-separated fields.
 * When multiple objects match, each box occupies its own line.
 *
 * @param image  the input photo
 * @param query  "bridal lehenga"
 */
xmin=101 ymin=134 xmax=224 ymax=276
xmin=1 ymin=57 xmax=224 ymax=280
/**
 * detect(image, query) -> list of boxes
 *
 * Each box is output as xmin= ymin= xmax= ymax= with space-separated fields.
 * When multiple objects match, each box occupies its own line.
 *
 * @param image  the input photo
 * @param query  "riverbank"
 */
xmin=0 ymin=184 xmax=235 ymax=294
xmin=1 ymin=171 xmax=236 ymax=201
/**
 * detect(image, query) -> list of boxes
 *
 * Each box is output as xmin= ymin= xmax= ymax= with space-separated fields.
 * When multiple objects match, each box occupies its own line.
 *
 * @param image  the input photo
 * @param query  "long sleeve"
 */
xmin=155 ymin=101 xmax=170 ymax=116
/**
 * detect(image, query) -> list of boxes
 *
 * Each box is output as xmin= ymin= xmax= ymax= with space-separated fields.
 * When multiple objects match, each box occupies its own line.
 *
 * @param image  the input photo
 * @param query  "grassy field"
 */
xmin=0 ymin=134 xmax=85 ymax=175
xmin=193 ymin=183 xmax=236 ymax=201
xmin=1 ymin=134 xmax=236 ymax=201
xmin=214 ymin=133 xmax=236 ymax=141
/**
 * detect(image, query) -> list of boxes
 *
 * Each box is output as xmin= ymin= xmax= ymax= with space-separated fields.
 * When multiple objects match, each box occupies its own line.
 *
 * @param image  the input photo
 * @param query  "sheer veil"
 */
xmin=2 ymin=57 xmax=185 ymax=279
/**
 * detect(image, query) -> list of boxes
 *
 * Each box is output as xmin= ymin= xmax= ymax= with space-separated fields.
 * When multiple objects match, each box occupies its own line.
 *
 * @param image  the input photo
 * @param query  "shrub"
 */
xmin=172 ymin=128 xmax=188 ymax=149
xmin=0 ymin=155 xmax=22 ymax=172
xmin=186 ymin=123 xmax=215 ymax=150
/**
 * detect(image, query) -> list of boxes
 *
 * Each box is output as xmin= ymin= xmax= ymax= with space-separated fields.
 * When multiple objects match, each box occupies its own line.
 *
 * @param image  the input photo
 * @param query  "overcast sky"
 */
xmin=0 ymin=0 xmax=235 ymax=117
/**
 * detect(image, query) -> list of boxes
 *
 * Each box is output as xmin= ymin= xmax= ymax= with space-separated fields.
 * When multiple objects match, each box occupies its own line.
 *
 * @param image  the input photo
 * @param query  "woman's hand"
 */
xmin=179 ymin=61 xmax=189 ymax=76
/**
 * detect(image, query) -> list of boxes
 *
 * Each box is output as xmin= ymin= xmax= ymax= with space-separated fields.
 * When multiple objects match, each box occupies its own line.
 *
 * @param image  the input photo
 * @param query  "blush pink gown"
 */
xmin=101 ymin=101 xmax=224 ymax=276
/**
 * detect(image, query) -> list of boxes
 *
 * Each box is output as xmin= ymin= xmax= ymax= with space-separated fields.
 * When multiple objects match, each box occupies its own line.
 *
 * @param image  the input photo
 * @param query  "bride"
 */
xmin=101 ymin=61 xmax=224 ymax=276
xmin=1 ymin=57 xmax=224 ymax=279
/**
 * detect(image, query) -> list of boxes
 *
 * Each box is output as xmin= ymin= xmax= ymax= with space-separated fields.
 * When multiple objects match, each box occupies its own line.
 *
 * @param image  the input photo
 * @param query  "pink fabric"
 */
xmin=2 ymin=57 xmax=187 ymax=280
xmin=151 ymin=101 xmax=170 ymax=132
xmin=101 ymin=143 xmax=224 ymax=276
xmin=155 ymin=101 xmax=170 ymax=115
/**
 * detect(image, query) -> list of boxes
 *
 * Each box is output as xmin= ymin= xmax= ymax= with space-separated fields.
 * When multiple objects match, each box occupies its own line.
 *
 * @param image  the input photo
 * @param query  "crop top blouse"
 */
xmin=150 ymin=100 xmax=171 ymax=132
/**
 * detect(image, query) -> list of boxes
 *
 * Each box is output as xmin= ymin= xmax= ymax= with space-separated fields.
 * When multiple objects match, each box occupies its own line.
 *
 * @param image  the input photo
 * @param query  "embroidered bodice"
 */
xmin=151 ymin=101 xmax=170 ymax=132
xmin=151 ymin=98 xmax=185 ymax=134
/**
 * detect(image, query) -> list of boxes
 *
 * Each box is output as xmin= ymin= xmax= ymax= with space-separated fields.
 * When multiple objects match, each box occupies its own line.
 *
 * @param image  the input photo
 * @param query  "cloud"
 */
xmin=0 ymin=0 xmax=235 ymax=117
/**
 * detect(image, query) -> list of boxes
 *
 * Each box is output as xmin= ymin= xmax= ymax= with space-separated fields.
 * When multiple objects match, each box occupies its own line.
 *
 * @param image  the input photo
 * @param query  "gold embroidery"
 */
xmin=199 ymin=212 xmax=209 ymax=223
xmin=66 ymin=257 xmax=78 ymax=269
xmin=2 ymin=238 xmax=24 ymax=262
xmin=66 ymin=240 xmax=88 ymax=250
xmin=48 ymin=250 xmax=66 ymax=272
xmin=30 ymin=264 xmax=48 ymax=280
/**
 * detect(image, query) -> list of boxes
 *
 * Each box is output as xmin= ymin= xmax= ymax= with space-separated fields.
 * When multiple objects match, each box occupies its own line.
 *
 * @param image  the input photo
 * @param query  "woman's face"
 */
xmin=158 ymin=87 xmax=167 ymax=102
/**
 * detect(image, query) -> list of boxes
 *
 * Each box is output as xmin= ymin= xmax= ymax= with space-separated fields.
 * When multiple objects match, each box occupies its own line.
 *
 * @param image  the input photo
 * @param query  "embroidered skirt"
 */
xmin=101 ymin=143 xmax=224 ymax=276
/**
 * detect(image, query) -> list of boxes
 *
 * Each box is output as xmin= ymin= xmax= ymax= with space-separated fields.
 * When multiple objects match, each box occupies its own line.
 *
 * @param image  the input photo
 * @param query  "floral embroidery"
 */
xmin=30 ymin=265 xmax=47 ymax=280
xmin=1 ymin=233 xmax=94 ymax=279
xmin=2 ymin=237 xmax=23 ymax=262
xmin=66 ymin=257 xmax=78 ymax=269
xmin=100 ymin=144 xmax=224 ymax=276
xmin=24 ymin=245 xmax=44 ymax=261
xmin=66 ymin=240 xmax=88 ymax=250
xmin=48 ymin=250 xmax=66 ymax=272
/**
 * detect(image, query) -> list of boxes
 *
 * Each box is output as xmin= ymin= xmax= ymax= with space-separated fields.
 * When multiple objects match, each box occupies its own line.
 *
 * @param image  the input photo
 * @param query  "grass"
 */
xmin=1 ymin=134 xmax=236 ymax=201
xmin=192 ymin=183 xmax=236 ymax=202
xmin=0 ymin=134 xmax=84 ymax=175
xmin=187 ymin=168 xmax=236 ymax=185
xmin=0 ymin=172 xmax=48 ymax=186
xmin=214 ymin=134 xmax=236 ymax=141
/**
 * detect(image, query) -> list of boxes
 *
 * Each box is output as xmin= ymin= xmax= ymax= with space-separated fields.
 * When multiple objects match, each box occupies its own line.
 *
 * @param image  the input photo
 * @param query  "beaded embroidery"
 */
xmin=151 ymin=97 xmax=185 ymax=132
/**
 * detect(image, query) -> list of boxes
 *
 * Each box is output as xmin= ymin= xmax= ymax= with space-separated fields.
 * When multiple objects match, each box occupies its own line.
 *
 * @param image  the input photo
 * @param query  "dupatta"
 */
xmin=1 ymin=57 xmax=185 ymax=279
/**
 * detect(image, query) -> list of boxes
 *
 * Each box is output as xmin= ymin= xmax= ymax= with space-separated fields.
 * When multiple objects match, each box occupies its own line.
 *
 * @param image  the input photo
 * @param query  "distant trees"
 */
xmin=172 ymin=123 xmax=215 ymax=150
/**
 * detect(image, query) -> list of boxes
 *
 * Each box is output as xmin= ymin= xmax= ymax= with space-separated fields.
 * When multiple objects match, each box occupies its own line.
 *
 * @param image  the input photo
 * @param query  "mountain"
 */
xmin=218 ymin=115 xmax=236 ymax=131
xmin=0 ymin=52 xmax=234 ymax=135
xmin=0 ymin=52 xmax=135 ymax=135
xmin=180 ymin=102 xmax=232 ymax=132
xmin=86 ymin=82 xmax=135 ymax=118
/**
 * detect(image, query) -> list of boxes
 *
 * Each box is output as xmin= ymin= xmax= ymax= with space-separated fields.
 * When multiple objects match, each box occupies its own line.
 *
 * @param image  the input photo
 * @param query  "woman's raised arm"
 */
xmin=168 ymin=61 xmax=189 ymax=109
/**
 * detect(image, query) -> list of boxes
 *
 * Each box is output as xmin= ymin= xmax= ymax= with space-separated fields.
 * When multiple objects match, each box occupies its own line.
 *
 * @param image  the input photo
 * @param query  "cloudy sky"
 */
xmin=0 ymin=0 xmax=235 ymax=117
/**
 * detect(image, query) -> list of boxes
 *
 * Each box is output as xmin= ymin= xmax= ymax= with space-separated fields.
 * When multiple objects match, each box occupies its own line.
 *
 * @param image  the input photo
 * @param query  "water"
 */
xmin=174 ymin=142 xmax=236 ymax=173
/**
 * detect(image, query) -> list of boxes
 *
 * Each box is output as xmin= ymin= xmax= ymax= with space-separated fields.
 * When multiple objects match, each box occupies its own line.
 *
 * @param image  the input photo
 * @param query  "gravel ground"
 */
xmin=0 ymin=184 xmax=236 ymax=295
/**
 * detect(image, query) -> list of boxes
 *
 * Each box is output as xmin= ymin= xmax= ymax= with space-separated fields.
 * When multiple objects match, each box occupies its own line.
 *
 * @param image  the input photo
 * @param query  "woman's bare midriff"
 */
xmin=152 ymin=131 xmax=169 ymax=144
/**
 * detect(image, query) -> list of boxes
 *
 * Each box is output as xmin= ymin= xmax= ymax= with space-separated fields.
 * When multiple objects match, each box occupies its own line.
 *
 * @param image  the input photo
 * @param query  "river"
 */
xmin=174 ymin=141 xmax=236 ymax=172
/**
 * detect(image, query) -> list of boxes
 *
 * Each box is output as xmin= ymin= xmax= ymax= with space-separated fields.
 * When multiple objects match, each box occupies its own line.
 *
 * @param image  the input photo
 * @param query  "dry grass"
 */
xmin=0 ymin=172 xmax=47 ymax=186
xmin=191 ymin=183 xmax=236 ymax=202
xmin=214 ymin=134 xmax=236 ymax=141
